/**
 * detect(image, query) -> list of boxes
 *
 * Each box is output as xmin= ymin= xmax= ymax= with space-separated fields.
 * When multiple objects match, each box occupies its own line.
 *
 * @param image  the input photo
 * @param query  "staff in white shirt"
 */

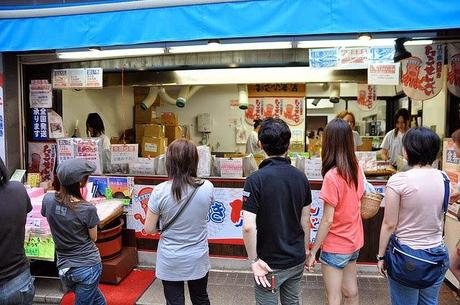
xmin=246 ymin=119 xmax=263 ymax=155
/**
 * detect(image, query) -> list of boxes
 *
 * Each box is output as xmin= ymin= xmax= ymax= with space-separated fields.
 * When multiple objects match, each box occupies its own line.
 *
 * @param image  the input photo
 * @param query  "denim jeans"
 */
xmin=254 ymin=262 xmax=304 ymax=305
xmin=60 ymin=263 xmax=106 ymax=305
xmin=0 ymin=268 xmax=35 ymax=305
xmin=319 ymin=250 xmax=360 ymax=270
xmin=388 ymin=244 xmax=449 ymax=305
xmin=162 ymin=272 xmax=210 ymax=305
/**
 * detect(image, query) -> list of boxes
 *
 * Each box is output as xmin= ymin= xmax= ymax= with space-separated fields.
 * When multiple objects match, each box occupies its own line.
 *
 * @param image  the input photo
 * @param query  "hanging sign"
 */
xmin=369 ymin=47 xmax=395 ymax=63
xmin=447 ymin=43 xmax=460 ymax=98
xmin=68 ymin=69 xmax=86 ymax=87
xmin=309 ymin=48 xmax=338 ymax=68
xmin=339 ymin=47 xmax=370 ymax=68
xmin=29 ymin=80 xmax=52 ymax=108
xmin=368 ymin=63 xmax=400 ymax=85
xmin=85 ymin=68 xmax=103 ymax=88
xmin=357 ymin=84 xmax=377 ymax=111
xmin=52 ymin=69 xmax=68 ymax=89
xmin=401 ymin=44 xmax=444 ymax=101
xmin=31 ymin=108 xmax=48 ymax=140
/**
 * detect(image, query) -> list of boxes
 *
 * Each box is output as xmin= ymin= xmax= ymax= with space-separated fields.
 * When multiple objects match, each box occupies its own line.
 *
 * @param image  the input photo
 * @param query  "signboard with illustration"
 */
xmin=447 ymin=43 xmax=460 ymax=98
xmin=356 ymin=84 xmax=377 ymax=111
xmin=245 ymin=98 xmax=304 ymax=126
xmin=401 ymin=44 xmax=444 ymax=101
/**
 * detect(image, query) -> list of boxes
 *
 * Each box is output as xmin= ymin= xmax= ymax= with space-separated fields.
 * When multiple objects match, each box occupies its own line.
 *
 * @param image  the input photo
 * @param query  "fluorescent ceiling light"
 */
xmin=57 ymin=47 xmax=164 ymax=59
xmin=168 ymin=41 xmax=292 ymax=54
xmin=298 ymin=38 xmax=435 ymax=49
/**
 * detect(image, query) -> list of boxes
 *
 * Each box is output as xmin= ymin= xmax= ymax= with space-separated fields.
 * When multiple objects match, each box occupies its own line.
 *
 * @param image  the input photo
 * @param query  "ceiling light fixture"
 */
xmin=358 ymin=33 xmax=372 ymax=41
xmin=57 ymin=47 xmax=164 ymax=59
xmin=393 ymin=38 xmax=412 ymax=62
xmin=168 ymin=41 xmax=293 ymax=54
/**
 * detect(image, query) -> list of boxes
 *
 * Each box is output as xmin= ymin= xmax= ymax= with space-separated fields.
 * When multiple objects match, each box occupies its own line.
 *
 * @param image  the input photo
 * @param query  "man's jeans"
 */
xmin=388 ymin=243 xmax=449 ymax=305
xmin=254 ymin=262 xmax=304 ymax=305
xmin=60 ymin=263 xmax=106 ymax=305
xmin=0 ymin=268 xmax=35 ymax=305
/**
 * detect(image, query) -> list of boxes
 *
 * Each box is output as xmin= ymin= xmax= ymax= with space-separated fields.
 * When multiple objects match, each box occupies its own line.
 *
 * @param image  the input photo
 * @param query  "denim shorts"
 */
xmin=319 ymin=250 xmax=360 ymax=269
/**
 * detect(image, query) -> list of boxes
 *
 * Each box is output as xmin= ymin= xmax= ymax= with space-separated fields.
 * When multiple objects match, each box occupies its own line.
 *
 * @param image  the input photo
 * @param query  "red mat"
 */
xmin=60 ymin=269 xmax=155 ymax=305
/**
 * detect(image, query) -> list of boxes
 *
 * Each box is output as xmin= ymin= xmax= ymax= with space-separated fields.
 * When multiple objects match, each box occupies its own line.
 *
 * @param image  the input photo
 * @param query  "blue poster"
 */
xmin=309 ymin=48 xmax=338 ymax=68
xmin=369 ymin=47 xmax=395 ymax=63
xmin=31 ymin=108 xmax=48 ymax=140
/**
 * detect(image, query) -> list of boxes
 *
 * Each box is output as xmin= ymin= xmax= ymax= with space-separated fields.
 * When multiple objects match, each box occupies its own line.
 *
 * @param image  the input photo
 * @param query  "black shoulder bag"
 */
xmin=157 ymin=185 xmax=201 ymax=234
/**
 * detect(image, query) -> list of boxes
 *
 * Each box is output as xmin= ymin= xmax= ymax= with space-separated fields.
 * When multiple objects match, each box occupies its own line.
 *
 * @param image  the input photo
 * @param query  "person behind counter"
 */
xmin=336 ymin=111 xmax=362 ymax=151
xmin=448 ymin=128 xmax=460 ymax=283
xmin=0 ymin=158 xmax=35 ymax=305
xmin=377 ymin=127 xmax=449 ymax=305
xmin=144 ymin=139 xmax=214 ymax=305
xmin=306 ymin=119 xmax=364 ymax=305
xmin=246 ymin=119 xmax=263 ymax=155
xmin=380 ymin=108 xmax=410 ymax=167
xmin=86 ymin=113 xmax=110 ymax=150
xmin=41 ymin=159 xmax=106 ymax=305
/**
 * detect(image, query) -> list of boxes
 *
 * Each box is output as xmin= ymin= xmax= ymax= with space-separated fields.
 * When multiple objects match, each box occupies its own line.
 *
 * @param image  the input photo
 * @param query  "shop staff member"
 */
xmin=0 ymin=158 xmax=35 ymax=305
xmin=86 ymin=113 xmax=110 ymax=150
xmin=380 ymin=108 xmax=410 ymax=167
xmin=243 ymin=118 xmax=312 ymax=305
xmin=246 ymin=119 xmax=263 ymax=155
xmin=337 ymin=111 xmax=362 ymax=151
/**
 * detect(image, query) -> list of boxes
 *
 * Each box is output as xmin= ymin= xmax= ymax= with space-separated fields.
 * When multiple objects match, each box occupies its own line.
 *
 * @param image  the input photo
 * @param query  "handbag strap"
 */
xmin=441 ymin=171 xmax=450 ymax=237
xmin=160 ymin=184 xmax=201 ymax=234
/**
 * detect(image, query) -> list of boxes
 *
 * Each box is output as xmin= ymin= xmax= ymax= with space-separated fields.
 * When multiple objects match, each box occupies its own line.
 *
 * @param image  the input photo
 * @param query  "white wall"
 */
xmin=422 ymin=85 xmax=447 ymax=138
xmin=155 ymin=85 xmax=249 ymax=152
xmin=62 ymin=87 xmax=134 ymax=140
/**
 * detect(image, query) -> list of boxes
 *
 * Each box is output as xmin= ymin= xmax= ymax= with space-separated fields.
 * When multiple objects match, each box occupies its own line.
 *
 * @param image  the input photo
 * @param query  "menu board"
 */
xmin=52 ymin=68 xmax=103 ymax=89
xmin=110 ymin=144 xmax=138 ymax=164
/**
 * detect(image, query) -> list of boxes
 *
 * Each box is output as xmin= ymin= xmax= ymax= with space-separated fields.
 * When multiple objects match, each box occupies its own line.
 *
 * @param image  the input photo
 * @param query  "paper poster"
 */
xmin=244 ymin=98 xmax=263 ymax=124
xmin=52 ymin=69 xmax=68 ymax=89
xmin=127 ymin=185 xmax=155 ymax=238
xmin=281 ymin=98 xmax=304 ymax=126
xmin=356 ymin=84 xmax=377 ymax=111
xmin=110 ymin=144 xmax=138 ymax=164
xmin=339 ymin=47 xmax=370 ymax=68
xmin=32 ymin=108 xmax=48 ymax=140
xmin=29 ymin=80 xmax=52 ymax=108
xmin=220 ymin=158 xmax=243 ymax=178
xmin=447 ymin=43 xmax=460 ymax=97
xmin=27 ymin=142 xmax=56 ymax=184
xmin=304 ymin=158 xmax=322 ymax=180
xmin=442 ymin=139 xmax=460 ymax=215
xmin=47 ymin=110 xmax=65 ymax=139
xmin=24 ymin=234 xmax=55 ymax=261
xmin=107 ymin=176 xmax=134 ymax=198
xmin=75 ymin=138 xmax=102 ymax=174
xmin=129 ymin=158 xmax=156 ymax=176
xmin=56 ymin=138 xmax=75 ymax=163
xmin=368 ymin=63 xmax=400 ymax=85
xmin=85 ymin=68 xmax=103 ymax=88
xmin=369 ymin=47 xmax=395 ymax=63
xmin=402 ymin=44 xmax=444 ymax=101
xmin=88 ymin=176 xmax=109 ymax=197
xmin=309 ymin=48 xmax=338 ymax=68
xmin=68 ymin=69 xmax=86 ymax=88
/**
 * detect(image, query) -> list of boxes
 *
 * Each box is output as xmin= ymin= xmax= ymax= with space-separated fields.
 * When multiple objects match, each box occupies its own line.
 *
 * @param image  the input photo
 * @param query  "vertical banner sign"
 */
xmin=356 ymin=84 xmax=377 ymax=111
xmin=32 ymin=108 xmax=48 ymax=140
xmin=401 ymin=44 xmax=444 ymax=101
xmin=447 ymin=43 xmax=460 ymax=97
xmin=0 ymin=68 xmax=5 ymax=161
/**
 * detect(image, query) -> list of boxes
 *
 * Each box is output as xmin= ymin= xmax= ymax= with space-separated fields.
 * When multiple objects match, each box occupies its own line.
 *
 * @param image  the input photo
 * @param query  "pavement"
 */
xmin=33 ymin=269 xmax=460 ymax=305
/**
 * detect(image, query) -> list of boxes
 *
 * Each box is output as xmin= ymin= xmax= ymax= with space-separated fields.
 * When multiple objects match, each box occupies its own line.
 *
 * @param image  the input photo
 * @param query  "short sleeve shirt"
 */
xmin=381 ymin=129 xmax=404 ymax=165
xmin=320 ymin=167 xmax=364 ymax=254
xmin=243 ymin=157 xmax=312 ymax=269
xmin=41 ymin=193 xmax=101 ymax=269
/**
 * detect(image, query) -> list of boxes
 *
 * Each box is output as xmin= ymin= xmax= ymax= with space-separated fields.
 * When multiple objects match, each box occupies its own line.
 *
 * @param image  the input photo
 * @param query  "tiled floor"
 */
xmin=136 ymin=270 xmax=460 ymax=305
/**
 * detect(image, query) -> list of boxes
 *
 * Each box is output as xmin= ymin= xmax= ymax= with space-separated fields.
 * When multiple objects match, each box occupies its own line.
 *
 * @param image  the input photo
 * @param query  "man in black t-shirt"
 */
xmin=242 ymin=118 xmax=312 ymax=305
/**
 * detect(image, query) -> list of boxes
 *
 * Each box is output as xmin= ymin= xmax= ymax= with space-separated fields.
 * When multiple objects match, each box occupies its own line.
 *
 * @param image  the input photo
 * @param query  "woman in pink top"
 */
xmin=377 ymin=127 xmax=449 ymax=305
xmin=306 ymin=119 xmax=364 ymax=305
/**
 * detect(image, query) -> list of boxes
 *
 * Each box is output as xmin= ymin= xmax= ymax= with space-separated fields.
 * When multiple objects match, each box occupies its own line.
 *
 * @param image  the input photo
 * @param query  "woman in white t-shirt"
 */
xmin=380 ymin=109 xmax=410 ymax=167
xmin=336 ymin=111 xmax=362 ymax=151
xmin=144 ymin=139 xmax=214 ymax=305
xmin=377 ymin=127 xmax=449 ymax=305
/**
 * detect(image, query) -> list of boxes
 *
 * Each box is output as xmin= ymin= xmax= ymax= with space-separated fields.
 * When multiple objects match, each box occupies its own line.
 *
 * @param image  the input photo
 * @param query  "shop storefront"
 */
xmin=1 ymin=0 xmax=460 ymax=287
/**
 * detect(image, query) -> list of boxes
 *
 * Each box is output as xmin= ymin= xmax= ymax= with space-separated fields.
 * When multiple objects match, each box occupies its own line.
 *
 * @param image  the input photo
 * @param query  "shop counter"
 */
xmin=127 ymin=175 xmax=388 ymax=263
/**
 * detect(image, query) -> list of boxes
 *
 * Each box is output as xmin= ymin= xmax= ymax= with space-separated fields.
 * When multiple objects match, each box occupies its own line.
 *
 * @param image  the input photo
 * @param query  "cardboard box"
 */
xmin=135 ymin=124 xmax=165 ymax=142
xmin=100 ymin=246 xmax=138 ymax=284
xmin=134 ymin=104 xmax=160 ymax=124
xmin=141 ymin=136 xmax=167 ymax=157
xmin=161 ymin=112 xmax=179 ymax=126
xmin=165 ymin=126 xmax=182 ymax=144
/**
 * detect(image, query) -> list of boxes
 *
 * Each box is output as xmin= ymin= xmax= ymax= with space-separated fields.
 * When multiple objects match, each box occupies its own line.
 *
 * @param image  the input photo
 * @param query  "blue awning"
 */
xmin=1 ymin=0 xmax=460 ymax=52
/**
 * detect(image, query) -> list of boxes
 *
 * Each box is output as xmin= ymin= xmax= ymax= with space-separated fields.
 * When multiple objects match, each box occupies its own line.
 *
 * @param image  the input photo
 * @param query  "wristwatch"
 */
xmin=376 ymin=254 xmax=385 ymax=261
xmin=250 ymin=257 xmax=259 ymax=264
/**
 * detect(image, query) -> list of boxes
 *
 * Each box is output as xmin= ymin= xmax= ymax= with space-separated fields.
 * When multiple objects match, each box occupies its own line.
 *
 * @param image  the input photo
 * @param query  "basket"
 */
xmin=361 ymin=192 xmax=383 ymax=219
